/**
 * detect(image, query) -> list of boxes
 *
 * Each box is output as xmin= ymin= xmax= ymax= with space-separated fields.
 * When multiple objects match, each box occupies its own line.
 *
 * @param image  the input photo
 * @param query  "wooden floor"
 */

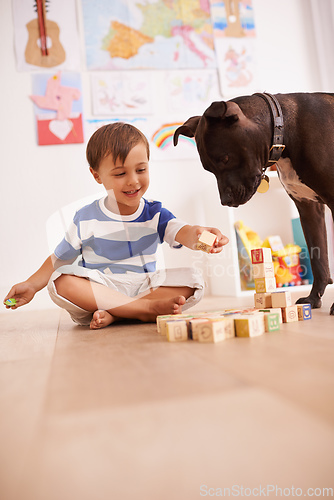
xmin=1 ymin=289 xmax=334 ymax=500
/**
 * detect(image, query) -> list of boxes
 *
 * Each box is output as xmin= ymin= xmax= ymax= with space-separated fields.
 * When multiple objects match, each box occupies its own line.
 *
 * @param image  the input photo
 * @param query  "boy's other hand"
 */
xmin=197 ymin=227 xmax=229 ymax=253
xmin=3 ymin=282 xmax=36 ymax=309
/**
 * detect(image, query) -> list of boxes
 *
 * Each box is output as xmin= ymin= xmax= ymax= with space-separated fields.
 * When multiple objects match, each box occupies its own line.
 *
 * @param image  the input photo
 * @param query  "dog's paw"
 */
xmin=296 ymin=295 xmax=322 ymax=309
xmin=330 ymin=303 xmax=334 ymax=315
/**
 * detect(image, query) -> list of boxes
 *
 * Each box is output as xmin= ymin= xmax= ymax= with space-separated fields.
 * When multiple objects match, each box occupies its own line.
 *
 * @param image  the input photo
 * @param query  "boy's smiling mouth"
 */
xmin=123 ymin=188 xmax=141 ymax=197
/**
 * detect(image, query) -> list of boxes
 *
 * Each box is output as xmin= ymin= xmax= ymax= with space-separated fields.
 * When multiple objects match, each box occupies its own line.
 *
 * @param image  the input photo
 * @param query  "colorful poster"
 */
xmin=165 ymin=69 xmax=222 ymax=112
xmin=31 ymin=72 xmax=84 ymax=145
xmin=216 ymin=38 xmax=258 ymax=96
xmin=12 ymin=0 xmax=81 ymax=71
xmin=91 ymin=72 xmax=153 ymax=115
xmin=85 ymin=117 xmax=197 ymax=161
xmin=81 ymin=0 xmax=216 ymax=70
xmin=210 ymin=0 xmax=256 ymax=38
xmin=209 ymin=0 xmax=258 ymax=96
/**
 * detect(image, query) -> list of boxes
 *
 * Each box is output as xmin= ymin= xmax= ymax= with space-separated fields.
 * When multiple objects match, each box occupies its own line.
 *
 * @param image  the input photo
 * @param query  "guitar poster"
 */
xmin=31 ymin=72 xmax=84 ymax=146
xmin=12 ymin=0 xmax=81 ymax=71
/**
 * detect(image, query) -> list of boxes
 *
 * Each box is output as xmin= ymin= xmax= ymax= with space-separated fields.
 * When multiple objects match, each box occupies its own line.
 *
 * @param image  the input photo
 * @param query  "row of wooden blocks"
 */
xmin=156 ymin=301 xmax=312 ymax=343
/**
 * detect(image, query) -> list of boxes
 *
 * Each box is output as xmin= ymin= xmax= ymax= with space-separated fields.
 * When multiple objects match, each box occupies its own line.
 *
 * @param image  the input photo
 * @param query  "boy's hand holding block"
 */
xmin=196 ymin=230 xmax=217 ymax=253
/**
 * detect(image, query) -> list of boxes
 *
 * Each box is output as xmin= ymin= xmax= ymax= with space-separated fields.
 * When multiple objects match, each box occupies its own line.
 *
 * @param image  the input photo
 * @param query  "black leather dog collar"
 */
xmin=254 ymin=92 xmax=285 ymax=168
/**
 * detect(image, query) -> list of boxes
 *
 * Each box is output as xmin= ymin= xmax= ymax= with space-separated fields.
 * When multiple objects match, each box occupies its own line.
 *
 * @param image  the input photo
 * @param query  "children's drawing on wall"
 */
xmin=165 ymin=69 xmax=222 ymax=113
xmin=209 ymin=0 xmax=258 ymax=96
xmin=12 ymin=0 xmax=80 ymax=71
xmin=219 ymin=38 xmax=257 ymax=94
xmin=81 ymin=0 xmax=216 ymax=70
xmin=150 ymin=120 xmax=197 ymax=161
xmin=210 ymin=0 xmax=256 ymax=38
xmin=30 ymin=72 xmax=84 ymax=145
xmin=91 ymin=72 xmax=153 ymax=116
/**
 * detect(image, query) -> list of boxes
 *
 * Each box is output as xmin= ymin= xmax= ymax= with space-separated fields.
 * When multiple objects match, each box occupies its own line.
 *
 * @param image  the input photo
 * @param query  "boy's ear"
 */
xmin=90 ymin=167 xmax=102 ymax=184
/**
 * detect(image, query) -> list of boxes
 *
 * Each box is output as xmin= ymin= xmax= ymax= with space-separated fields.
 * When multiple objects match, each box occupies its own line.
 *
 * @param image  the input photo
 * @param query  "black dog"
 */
xmin=174 ymin=93 xmax=334 ymax=315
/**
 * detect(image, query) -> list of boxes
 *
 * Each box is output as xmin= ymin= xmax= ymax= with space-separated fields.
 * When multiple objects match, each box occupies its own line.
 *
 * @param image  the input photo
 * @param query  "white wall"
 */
xmin=0 ymin=0 xmax=324 ymax=310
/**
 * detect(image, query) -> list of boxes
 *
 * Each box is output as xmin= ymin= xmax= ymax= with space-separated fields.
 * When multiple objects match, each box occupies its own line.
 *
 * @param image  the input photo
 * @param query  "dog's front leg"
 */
xmin=291 ymin=198 xmax=332 ymax=309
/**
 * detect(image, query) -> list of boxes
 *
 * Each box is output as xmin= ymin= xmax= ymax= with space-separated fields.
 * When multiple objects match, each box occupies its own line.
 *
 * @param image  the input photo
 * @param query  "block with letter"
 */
xmin=196 ymin=230 xmax=217 ymax=253
xmin=281 ymin=305 xmax=298 ymax=323
xmin=251 ymin=247 xmax=272 ymax=264
xmin=234 ymin=312 xmax=265 ymax=337
xmin=297 ymin=304 xmax=312 ymax=321
xmin=197 ymin=317 xmax=235 ymax=343
xmin=263 ymin=312 xmax=280 ymax=332
xmin=252 ymin=262 xmax=275 ymax=279
xmin=259 ymin=307 xmax=282 ymax=323
xmin=271 ymin=291 xmax=292 ymax=308
xmin=254 ymin=292 xmax=272 ymax=309
xmin=166 ymin=320 xmax=188 ymax=341
xmin=254 ymin=277 xmax=276 ymax=293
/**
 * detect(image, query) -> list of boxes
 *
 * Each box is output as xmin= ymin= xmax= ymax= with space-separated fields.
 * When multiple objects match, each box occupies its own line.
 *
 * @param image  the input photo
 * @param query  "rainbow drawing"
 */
xmin=151 ymin=123 xmax=196 ymax=150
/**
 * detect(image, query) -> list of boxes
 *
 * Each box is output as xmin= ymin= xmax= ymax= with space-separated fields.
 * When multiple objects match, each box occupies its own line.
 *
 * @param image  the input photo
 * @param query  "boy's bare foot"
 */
xmin=140 ymin=295 xmax=186 ymax=322
xmin=90 ymin=310 xmax=116 ymax=330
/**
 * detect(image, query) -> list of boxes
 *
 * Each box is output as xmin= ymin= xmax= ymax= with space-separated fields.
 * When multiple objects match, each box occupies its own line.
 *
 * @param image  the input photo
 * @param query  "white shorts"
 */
xmin=47 ymin=265 xmax=205 ymax=326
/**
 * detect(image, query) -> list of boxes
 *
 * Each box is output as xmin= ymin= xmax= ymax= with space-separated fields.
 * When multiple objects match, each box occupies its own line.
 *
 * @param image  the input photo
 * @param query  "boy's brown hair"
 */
xmin=86 ymin=122 xmax=150 ymax=171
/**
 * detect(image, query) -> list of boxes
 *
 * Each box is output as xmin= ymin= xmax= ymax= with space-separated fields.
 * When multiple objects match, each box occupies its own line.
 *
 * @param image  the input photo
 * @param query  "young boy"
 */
xmin=4 ymin=123 xmax=229 ymax=329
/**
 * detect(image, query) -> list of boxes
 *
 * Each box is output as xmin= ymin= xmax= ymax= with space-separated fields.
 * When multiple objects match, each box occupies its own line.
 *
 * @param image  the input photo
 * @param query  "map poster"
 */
xmin=91 ymin=71 xmax=154 ymax=115
xmin=81 ymin=0 xmax=217 ymax=70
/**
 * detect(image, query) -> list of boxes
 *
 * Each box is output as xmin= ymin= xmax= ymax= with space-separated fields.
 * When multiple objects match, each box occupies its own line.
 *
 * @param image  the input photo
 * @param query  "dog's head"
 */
xmin=174 ymin=100 xmax=267 ymax=207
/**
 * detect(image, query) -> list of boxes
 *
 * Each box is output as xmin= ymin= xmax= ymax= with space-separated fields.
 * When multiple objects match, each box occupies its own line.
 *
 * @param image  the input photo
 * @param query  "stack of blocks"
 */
xmin=156 ymin=245 xmax=312 ymax=343
xmin=251 ymin=247 xmax=312 ymax=324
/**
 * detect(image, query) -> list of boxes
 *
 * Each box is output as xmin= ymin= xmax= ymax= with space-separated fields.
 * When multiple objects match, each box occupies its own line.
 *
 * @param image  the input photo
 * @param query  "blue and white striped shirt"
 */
xmin=54 ymin=197 xmax=186 ymax=274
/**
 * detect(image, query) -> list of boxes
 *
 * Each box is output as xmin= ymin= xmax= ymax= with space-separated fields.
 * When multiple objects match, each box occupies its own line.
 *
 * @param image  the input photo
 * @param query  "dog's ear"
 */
xmin=204 ymin=101 xmax=242 ymax=125
xmin=173 ymin=116 xmax=200 ymax=146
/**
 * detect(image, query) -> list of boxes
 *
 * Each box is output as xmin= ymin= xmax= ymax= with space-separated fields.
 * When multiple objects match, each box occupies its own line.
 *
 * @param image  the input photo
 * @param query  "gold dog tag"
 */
xmin=257 ymin=175 xmax=270 ymax=193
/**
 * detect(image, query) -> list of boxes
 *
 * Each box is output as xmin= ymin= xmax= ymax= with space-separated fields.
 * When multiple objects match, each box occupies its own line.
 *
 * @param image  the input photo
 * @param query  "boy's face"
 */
xmin=91 ymin=142 xmax=149 ymax=215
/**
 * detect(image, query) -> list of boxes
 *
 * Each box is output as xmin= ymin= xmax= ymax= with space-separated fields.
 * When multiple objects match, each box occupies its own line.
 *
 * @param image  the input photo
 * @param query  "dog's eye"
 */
xmin=220 ymin=154 xmax=229 ymax=164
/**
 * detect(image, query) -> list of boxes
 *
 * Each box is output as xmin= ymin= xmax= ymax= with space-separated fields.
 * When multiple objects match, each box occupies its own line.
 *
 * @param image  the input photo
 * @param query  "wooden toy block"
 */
xmin=254 ymin=277 xmax=276 ymax=293
xmin=234 ymin=312 xmax=265 ymax=338
xmin=252 ymin=262 xmax=275 ymax=279
xmin=197 ymin=317 xmax=235 ymax=343
xmin=297 ymin=304 xmax=312 ymax=320
xmin=196 ymin=230 xmax=217 ymax=253
xmin=263 ymin=312 xmax=280 ymax=332
xmin=271 ymin=291 xmax=292 ymax=308
xmin=281 ymin=305 xmax=298 ymax=323
xmin=166 ymin=320 xmax=188 ymax=341
xmin=259 ymin=307 xmax=282 ymax=323
xmin=254 ymin=293 xmax=272 ymax=309
xmin=251 ymin=247 xmax=272 ymax=264
xmin=157 ymin=314 xmax=193 ymax=335
xmin=189 ymin=318 xmax=209 ymax=340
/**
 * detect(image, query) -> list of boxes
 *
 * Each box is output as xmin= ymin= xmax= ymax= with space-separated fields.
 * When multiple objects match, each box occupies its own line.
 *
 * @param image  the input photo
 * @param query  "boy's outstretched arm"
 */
xmin=175 ymin=225 xmax=229 ymax=253
xmin=3 ymin=254 xmax=56 ymax=309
